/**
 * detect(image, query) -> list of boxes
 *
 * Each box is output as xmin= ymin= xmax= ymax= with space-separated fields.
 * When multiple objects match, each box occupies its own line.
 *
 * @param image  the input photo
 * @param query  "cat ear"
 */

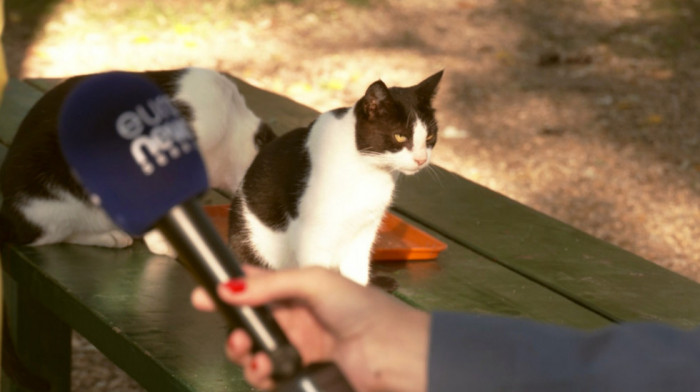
xmin=416 ymin=70 xmax=444 ymax=103
xmin=362 ymin=80 xmax=392 ymax=120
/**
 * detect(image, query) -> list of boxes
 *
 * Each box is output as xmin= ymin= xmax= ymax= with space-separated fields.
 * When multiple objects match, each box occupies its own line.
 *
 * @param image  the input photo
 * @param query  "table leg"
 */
xmin=2 ymin=273 xmax=71 ymax=392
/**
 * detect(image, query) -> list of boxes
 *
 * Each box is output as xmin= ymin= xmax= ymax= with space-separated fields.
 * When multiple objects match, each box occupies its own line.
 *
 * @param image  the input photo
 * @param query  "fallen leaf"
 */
xmin=496 ymin=50 xmax=514 ymax=64
xmin=132 ymin=34 xmax=152 ymax=44
xmin=615 ymin=100 xmax=635 ymax=110
xmin=324 ymin=79 xmax=345 ymax=91
xmin=289 ymin=82 xmax=313 ymax=94
xmin=538 ymin=50 xmax=561 ymax=67
xmin=457 ymin=1 xmax=475 ymax=10
xmin=539 ymin=127 xmax=565 ymax=136
xmin=174 ymin=24 xmax=193 ymax=35
xmin=645 ymin=114 xmax=663 ymax=125
xmin=650 ymin=69 xmax=674 ymax=80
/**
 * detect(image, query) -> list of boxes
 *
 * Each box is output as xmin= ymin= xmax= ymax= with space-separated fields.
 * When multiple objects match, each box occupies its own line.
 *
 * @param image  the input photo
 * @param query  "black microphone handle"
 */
xmin=156 ymin=199 xmax=356 ymax=392
xmin=155 ymin=199 xmax=302 ymax=381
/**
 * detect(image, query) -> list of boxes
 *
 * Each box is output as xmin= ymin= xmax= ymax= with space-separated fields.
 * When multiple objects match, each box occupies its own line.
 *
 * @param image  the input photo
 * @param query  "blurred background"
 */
xmin=3 ymin=0 xmax=700 ymax=390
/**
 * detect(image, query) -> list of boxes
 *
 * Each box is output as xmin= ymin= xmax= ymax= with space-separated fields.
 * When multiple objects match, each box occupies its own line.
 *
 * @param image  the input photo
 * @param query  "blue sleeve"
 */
xmin=428 ymin=311 xmax=700 ymax=392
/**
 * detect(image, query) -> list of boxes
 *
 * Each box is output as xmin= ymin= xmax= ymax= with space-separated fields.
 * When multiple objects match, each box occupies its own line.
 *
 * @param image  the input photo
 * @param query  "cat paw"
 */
xmin=66 ymin=230 xmax=134 ymax=248
xmin=109 ymin=231 xmax=134 ymax=248
xmin=143 ymin=229 xmax=178 ymax=258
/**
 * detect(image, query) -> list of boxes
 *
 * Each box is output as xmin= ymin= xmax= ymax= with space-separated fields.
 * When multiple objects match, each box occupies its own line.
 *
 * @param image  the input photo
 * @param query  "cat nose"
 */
xmin=414 ymin=157 xmax=427 ymax=166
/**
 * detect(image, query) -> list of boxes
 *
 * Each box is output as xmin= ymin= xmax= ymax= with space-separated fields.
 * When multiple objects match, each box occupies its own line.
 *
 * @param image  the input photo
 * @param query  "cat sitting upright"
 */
xmin=0 ymin=67 xmax=275 ymax=248
xmin=229 ymin=71 xmax=443 ymax=285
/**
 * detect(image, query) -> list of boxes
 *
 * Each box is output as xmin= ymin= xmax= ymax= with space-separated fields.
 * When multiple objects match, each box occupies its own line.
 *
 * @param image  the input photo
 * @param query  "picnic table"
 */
xmin=2 ymin=73 xmax=700 ymax=391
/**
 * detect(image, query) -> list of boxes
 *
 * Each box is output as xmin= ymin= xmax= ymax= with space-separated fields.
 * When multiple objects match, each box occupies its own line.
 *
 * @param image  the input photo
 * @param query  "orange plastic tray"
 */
xmin=203 ymin=204 xmax=447 ymax=262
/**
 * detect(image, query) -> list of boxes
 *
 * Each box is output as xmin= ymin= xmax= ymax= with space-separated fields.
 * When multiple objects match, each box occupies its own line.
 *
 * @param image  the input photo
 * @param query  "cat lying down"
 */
xmin=0 ymin=68 xmax=442 ymax=285
xmin=0 ymin=67 xmax=274 ymax=248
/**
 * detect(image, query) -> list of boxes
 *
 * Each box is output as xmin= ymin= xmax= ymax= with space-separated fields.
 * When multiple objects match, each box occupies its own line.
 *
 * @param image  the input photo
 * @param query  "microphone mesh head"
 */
xmin=59 ymin=71 xmax=209 ymax=235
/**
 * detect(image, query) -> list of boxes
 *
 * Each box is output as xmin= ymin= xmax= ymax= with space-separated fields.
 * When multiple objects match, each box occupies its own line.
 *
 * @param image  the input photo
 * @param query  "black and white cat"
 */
xmin=0 ymin=67 xmax=275 ymax=248
xmin=229 ymin=71 xmax=443 ymax=285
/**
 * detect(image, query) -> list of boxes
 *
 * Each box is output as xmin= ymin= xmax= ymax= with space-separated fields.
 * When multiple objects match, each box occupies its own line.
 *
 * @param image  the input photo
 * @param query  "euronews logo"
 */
xmin=115 ymin=95 xmax=195 ymax=175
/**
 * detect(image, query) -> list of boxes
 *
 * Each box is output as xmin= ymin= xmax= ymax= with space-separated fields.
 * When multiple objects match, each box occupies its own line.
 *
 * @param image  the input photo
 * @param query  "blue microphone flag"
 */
xmin=58 ymin=72 xmax=209 ymax=235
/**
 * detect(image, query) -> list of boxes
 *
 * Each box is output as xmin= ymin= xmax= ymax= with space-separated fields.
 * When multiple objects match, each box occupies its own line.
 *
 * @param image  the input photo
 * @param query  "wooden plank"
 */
xmin=229 ymin=76 xmax=319 ymax=135
xmin=0 ymin=79 xmax=43 ymax=146
xmin=0 ymin=193 xmax=609 ymax=391
xmin=0 ymin=234 xmax=609 ymax=392
xmin=3 ymin=244 xmax=249 ymax=392
xmin=392 ymin=166 xmax=700 ymax=328
xmin=22 ymin=78 xmax=63 ymax=92
xmin=375 ymin=213 xmax=610 ymax=329
xmin=200 ymin=189 xmax=606 ymax=326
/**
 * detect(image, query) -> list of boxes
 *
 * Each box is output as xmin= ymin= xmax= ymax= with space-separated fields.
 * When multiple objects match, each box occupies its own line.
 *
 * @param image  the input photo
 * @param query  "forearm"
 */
xmin=359 ymin=305 xmax=430 ymax=392
xmin=428 ymin=311 xmax=700 ymax=391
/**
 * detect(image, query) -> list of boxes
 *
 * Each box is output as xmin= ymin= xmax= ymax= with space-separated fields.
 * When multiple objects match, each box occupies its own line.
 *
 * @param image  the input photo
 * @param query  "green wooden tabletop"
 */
xmin=393 ymin=169 xmax=700 ymax=328
xmin=0 ymin=78 xmax=43 ymax=146
xmin=2 ymin=73 xmax=700 ymax=392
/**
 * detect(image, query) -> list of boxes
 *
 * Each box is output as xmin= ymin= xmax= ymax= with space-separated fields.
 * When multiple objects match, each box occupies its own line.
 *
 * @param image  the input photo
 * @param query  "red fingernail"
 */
xmin=225 ymin=279 xmax=246 ymax=293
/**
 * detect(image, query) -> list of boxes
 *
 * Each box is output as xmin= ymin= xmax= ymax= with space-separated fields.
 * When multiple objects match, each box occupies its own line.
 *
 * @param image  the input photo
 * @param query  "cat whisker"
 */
xmin=424 ymin=165 xmax=445 ymax=188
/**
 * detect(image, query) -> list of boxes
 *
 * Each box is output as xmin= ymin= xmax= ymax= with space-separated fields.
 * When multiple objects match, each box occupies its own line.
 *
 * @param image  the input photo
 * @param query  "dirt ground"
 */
xmin=3 ymin=0 xmax=700 ymax=390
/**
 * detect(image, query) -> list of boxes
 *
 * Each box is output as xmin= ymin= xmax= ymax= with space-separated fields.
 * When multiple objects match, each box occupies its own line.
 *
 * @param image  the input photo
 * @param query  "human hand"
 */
xmin=191 ymin=266 xmax=429 ymax=392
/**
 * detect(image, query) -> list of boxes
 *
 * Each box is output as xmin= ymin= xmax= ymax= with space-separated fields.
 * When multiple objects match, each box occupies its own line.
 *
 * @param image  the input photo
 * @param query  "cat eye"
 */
xmin=426 ymin=133 xmax=435 ymax=141
xmin=394 ymin=134 xmax=407 ymax=143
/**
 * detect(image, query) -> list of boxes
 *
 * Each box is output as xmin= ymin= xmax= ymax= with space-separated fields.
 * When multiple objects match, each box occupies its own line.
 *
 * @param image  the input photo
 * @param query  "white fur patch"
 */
xmin=241 ymin=199 xmax=294 ymax=269
xmin=411 ymin=120 xmax=430 ymax=164
xmin=23 ymin=188 xmax=125 ymax=247
xmin=175 ymin=68 xmax=263 ymax=194
xmin=241 ymin=108 xmax=398 ymax=285
xmin=391 ymin=119 xmax=431 ymax=175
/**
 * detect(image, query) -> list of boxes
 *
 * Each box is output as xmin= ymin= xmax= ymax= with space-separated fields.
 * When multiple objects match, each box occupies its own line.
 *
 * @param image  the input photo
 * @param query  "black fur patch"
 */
xmin=227 ymin=195 xmax=266 ymax=266
xmin=254 ymin=122 xmax=277 ymax=150
xmin=236 ymin=127 xmax=311 ymax=231
xmin=143 ymin=69 xmax=195 ymax=130
xmin=330 ymin=107 xmax=350 ymax=119
xmin=354 ymin=80 xmax=413 ymax=154
xmin=353 ymin=72 xmax=442 ymax=156
xmin=0 ymin=75 xmax=92 ymax=244
xmin=0 ymin=205 xmax=42 ymax=244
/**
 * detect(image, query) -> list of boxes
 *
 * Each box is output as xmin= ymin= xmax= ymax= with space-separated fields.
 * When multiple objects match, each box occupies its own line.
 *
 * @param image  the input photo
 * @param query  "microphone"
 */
xmin=58 ymin=71 xmax=354 ymax=392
